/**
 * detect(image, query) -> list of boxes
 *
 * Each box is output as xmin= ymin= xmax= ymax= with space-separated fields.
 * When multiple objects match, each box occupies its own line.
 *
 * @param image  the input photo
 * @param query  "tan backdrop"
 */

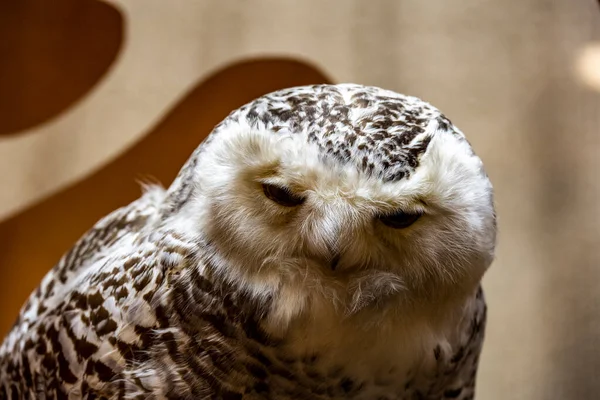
xmin=1 ymin=1 xmax=599 ymax=399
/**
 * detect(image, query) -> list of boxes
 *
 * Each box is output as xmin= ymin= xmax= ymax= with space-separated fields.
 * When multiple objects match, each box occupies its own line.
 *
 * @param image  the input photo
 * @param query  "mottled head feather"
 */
xmin=1 ymin=83 xmax=494 ymax=400
xmin=164 ymin=83 xmax=469 ymax=214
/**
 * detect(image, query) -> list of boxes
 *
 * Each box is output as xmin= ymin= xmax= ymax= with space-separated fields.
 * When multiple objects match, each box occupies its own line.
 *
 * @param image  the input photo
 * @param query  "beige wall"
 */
xmin=1 ymin=0 xmax=599 ymax=398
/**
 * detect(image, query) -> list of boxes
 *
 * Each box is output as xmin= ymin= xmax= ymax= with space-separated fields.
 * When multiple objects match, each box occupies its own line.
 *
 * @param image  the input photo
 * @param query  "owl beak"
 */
xmin=329 ymin=253 xmax=341 ymax=271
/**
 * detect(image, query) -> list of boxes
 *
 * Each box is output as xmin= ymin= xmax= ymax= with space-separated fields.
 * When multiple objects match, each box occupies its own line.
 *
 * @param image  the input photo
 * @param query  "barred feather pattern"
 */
xmin=0 ymin=193 xmax=486 ymax=399
xmin=0 ymin=84 xmax=493 ymax=399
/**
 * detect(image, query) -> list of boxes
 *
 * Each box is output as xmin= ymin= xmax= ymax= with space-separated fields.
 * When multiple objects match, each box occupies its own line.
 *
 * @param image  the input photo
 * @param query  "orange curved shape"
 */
xmin=0 ymin=0 xmax=124 ymax=135
xmin=0 ymin=57 xmax=331 ymax=335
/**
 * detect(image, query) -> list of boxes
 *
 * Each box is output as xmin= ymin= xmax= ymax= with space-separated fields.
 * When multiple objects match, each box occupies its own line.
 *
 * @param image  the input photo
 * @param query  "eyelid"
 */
xmin=257 ymin=178 xmax=306 ymax=194
xmin=256 ymin=177 xmax=286 ymax=186
xmin=378 ymin=203 xmax=427 ymax=217
xmin=256 ymin=177 xmax=275 ymax=184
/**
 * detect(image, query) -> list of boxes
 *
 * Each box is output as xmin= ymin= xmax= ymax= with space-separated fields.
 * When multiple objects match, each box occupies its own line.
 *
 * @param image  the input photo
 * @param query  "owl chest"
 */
xmin=238 ymin=344 xmax=441 ymax=400
xmin=238 ymin=326 xmax=444 ymax=400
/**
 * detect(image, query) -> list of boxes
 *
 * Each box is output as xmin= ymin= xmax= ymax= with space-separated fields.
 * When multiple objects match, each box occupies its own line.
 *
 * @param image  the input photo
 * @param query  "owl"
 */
xmin=0 ymin=84 xmax=496 ymax=399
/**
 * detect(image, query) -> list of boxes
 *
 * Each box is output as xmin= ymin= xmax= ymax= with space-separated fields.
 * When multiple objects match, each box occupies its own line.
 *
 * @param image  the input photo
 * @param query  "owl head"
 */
xmin=165 ymin=84 xmax=496 ymax=325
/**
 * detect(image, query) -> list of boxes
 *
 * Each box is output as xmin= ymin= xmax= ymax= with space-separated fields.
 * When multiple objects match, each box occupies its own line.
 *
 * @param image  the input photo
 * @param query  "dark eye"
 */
xmin=262 ymin=184 xmax=305 ymax=207
xmin=378 ymin=211 xmax=422 ymax=229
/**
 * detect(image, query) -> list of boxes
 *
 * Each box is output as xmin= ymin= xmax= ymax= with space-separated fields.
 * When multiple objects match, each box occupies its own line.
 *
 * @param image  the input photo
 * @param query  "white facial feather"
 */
xmin=173 ymin=85 xmax=497 ymax=339
xmin=0 ymin=84 xmax=495 ymax=399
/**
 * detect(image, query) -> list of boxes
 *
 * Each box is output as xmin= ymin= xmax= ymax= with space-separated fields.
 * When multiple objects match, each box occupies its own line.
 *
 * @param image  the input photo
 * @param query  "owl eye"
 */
xmin=262 ymin=184 xmax=305 ymax=207
xmin=378 ymin=210 xmax=422 ymax=229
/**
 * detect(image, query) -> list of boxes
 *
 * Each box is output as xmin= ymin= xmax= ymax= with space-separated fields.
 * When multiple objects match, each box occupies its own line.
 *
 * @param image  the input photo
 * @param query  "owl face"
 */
xmin=182 ymin=84 xmax=496 ymax=318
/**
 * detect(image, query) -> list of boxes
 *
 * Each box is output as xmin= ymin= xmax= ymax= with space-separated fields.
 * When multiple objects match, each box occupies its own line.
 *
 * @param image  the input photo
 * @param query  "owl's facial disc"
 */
xmin=258 ymin=179 xmax=426 ymax=272
xmin=196 ymin=124 xmax=493 ymax=293
xmin=189 ymin=84 xmax=496 ymax=312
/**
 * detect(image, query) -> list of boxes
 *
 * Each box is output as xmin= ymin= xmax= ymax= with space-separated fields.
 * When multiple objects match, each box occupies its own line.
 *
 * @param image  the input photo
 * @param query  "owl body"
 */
xmin=0 ymin=84 xmax=495 ymax=399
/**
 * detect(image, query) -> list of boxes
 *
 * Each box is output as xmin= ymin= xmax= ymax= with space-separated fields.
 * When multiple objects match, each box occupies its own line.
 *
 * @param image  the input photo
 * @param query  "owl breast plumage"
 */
xmin=0 ymin=84 xmax=496 ymax=399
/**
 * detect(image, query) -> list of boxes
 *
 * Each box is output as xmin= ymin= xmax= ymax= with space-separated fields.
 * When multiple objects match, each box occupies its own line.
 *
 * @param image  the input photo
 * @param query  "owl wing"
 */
xmin=14 ymin=187 xmax=165 ymax=324
xmin=0 ymin=187 xmax=168 ymax=399
xmin=45 ymin=187 xmax=164 ymax=302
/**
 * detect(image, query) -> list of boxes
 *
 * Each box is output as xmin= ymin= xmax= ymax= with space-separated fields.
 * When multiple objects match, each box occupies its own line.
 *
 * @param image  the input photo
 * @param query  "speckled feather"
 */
xmin=0 ymin=84 xmax=494 ymax=399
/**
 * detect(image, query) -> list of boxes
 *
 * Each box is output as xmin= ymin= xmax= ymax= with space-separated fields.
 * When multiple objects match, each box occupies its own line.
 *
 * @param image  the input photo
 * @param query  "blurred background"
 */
xmin=1 ymin=0 xmax=599 ymax=398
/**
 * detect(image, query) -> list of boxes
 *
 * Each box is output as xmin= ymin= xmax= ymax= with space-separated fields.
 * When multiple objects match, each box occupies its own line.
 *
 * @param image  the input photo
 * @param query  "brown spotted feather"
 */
xmin=0 ymin=84 xmax=493 ymax=399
